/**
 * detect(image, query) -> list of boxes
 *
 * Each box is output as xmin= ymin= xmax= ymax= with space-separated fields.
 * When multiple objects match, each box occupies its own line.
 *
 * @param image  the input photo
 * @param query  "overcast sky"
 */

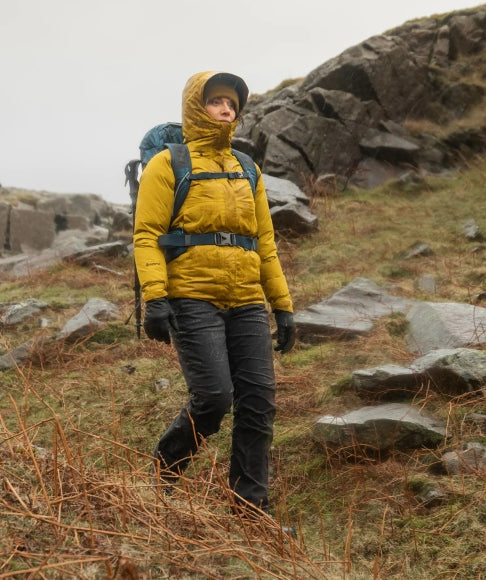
xmin=1 ymin=0 xmax=483 ymax=205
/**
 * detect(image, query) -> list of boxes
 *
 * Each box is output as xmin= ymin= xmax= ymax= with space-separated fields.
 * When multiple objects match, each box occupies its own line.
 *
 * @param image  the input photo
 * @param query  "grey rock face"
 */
xmin=462 ymin=218 xmax=483 ymax=241
xmin=353 ymin=348 xmax=486 ymax=399
xmin=411 ymin=348 xmax=486 ymax=395
xmin=9 ymin=207 xmax=56 ymax=253
xmin=441 ymin=442 xmax=486 ymax=474
xmin=313 ymin=403 xmax=446 ymax=452
xmin=295 ymin=277 xmax=414 ymax=342
xmin=0 ymin=202 xmax=9 ymax=249
xmin=416 ymin=274 xmax=437 ymax=294
xmin=262 ymin=174 xmax=318 ymax=235
xmin=262 ymin=174 xmax=310 ymax=207
xmin=56 ymin=298 xmax=119 ymax=342
xmin=234 ymin=6 xmax=486 ymax=192
xmin=270 ymin=202 xmax=318 ymax=235
xmin=406 ymin=302 xmax=486 ymax=354
xmin=0 ymin=337 xmax=52 ymax=370
xmin=0 ymin=299 xmax=48 ymax=326
xmin=352 ymin=365 xmax=418 ymax=400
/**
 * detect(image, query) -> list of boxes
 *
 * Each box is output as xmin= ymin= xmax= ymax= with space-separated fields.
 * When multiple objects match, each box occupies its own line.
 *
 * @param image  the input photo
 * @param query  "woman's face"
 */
xmin=205 ymin=96 xmax=237 ymax=123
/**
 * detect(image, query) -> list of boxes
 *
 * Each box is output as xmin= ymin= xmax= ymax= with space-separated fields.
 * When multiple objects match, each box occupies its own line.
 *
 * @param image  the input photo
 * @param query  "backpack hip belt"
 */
xmin=158 ymin=230 xmax=258 ymax=250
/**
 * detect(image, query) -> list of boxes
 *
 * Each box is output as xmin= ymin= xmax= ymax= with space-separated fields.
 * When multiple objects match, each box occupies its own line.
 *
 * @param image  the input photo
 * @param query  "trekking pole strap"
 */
xmin=158 ymin=230 xmax=258 ymax=251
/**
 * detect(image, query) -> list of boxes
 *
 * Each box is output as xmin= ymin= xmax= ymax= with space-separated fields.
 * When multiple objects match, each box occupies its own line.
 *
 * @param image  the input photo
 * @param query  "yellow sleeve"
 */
xmin=254 ymin=171 xmax=293 ymax=313
xmin=133 ymin=151 xmax=175 ymax=302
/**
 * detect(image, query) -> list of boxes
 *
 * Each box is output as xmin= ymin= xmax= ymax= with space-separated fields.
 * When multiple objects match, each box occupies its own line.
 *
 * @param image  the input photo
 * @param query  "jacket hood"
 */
xmin=182 ymin=71 xmax=248 ymax=148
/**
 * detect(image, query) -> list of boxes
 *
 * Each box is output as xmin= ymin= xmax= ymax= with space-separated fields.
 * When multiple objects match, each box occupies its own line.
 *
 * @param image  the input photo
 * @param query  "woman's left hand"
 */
xmin=273 ymin=310 xmax=296 ymax=354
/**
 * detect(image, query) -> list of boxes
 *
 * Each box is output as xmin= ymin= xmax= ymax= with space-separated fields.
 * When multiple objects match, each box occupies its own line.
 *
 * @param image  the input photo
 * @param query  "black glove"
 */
xmin=143 ymin=298 xmax=178 ymax=344
xmin=274 ymin=310 xmax=296 ymax=354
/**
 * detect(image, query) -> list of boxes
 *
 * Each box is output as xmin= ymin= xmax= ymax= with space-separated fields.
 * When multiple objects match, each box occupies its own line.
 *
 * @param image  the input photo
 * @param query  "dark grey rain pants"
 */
xmin=154 ymin=299 xmax=276 ymax=511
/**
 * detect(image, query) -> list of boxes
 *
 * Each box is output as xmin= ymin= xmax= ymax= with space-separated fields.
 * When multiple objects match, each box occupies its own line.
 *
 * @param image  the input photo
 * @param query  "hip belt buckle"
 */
xmin=215 ymin=232 xmax=236 ymax=246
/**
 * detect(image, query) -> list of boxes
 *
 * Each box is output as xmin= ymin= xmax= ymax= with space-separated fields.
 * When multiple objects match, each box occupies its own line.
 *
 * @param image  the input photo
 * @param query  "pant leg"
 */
xmin=227 ymin=304 xmax=276 ymax=511
xmin=154 ymin=299 xmax=233 ymax=476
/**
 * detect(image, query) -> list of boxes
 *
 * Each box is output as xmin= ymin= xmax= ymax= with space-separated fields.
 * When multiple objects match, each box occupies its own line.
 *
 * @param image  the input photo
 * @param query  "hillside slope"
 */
xmin=1 ymin=154 xmax=485 ymax=577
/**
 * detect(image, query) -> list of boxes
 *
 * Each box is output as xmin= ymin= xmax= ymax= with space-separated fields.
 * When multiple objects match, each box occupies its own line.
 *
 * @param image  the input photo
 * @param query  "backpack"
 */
xmin=124 ymin=122 xmax=259 ymax=336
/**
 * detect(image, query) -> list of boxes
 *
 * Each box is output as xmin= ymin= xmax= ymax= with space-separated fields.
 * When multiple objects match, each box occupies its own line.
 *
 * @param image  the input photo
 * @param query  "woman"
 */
xmin=133 ymin=71 xmax=295 ymax=514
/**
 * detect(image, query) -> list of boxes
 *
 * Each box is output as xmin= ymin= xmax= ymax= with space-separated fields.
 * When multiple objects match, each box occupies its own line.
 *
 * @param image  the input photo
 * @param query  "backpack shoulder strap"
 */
xmin=166 ymin=142 xmax=192 ymax=221
xmin=231 ymin=149 xmax=259 ymax=195
xmin=165 ymin=144 xmax=258 ymax=225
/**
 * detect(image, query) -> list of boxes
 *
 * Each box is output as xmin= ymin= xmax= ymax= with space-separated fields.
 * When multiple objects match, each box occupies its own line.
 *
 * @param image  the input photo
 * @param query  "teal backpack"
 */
xmin=124 ymin=122 xmax=259 ymax=336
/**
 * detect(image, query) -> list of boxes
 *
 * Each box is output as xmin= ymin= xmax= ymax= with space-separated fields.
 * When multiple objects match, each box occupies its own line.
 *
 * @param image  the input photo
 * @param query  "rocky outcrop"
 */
xmin=0 ymin=176 xmax=316 ymax=276
xmin=234 ymin=6 xmax=486 ymax=192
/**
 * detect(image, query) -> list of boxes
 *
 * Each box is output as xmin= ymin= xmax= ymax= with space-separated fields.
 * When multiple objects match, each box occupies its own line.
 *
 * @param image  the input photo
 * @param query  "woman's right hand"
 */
xmin=143 ymin=298 xmax=179 ymax=344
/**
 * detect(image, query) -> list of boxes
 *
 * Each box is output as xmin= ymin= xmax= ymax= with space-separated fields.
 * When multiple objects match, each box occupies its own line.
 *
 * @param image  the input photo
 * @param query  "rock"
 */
xmin=9 ymin=207 xmax=56 ymax=253
xmin=353 ymin=347 xmax=486 ymax=400
xmin=56 ymin=298 xmax=119 ymax=342
xmin=0 ymin=202 xmax=9 ymax=250
xmin=408 ymin=480 xmax=447 ymax=507
xmin=295 ymin=277 xmax=414 ymax=343
xmin=262 ymin=174 xmax=309 ymax=207
xmin=0 ymin=299 xmax=48 ymax=326
xmin=448 ymin=12 xmax=486 ymax=57
xmin=359 ymin=128 xmax=420 ymax=163
xmin=9 ymin=249 xmax=62 ymax=277
xmin=52 ymin=227 xmax=110 ymax=256
xmin=270 ymin=202 xmax=318 ymax=235
xmin=403 ymin=242 xmax=433 ymax=259
xmin=462 ymin=218 xmax=483 ymax=241
xmin=352 ymin=364 xmax=417 ymax=400
xmin=411 ymin=348 xmax=486 ymax=395
xmin=313 ymin=403 xmax=446 ymax=452
xmin=472 ymin=292 xmax=486 ymax=304
xmin=348 ymin=157 xmax=412 ymax=189
xmin=464 ymin=413 xmax=486 ymax=428
xmin=416 ymin=274 xmax=437 ymax=294
xmin=441 ymin=442 xmax=486 ymax=474
xmin=121 ymin=364 xmax=136 ymax=374
xmin=63 ymin=214 xmax=90 ymax=231
xmin=406 ymin=302 xmax=486 ymax=354
xmin=154 ymin=378 xmax=170 ymax=392
xmin=0 ymin=337 xmax=52 ymax=370
xmin=262 ymin=174 xmax=318 ymax=234
xmin=440 ymin=82 xmax=484 ymax=118
xmin=111 ymin=209 xmax=133 ymax=232
xmin=69 ymin=241 xmax=128 ymax=264
xmin=302 ymin=35 xmax=432 ymax=121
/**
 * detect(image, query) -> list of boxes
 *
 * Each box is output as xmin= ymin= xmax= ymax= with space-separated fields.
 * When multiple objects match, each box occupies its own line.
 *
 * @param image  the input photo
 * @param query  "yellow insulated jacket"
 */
xmin=133 ymin=71 xmax=293 ymax=313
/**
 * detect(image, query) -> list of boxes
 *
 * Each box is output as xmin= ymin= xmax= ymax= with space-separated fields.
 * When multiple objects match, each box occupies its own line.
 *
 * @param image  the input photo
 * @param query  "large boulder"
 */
xmin=9 ymin=207 xmax=56 ymax=252
xmin=313 ymin=403 xmax=446 ymax=453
